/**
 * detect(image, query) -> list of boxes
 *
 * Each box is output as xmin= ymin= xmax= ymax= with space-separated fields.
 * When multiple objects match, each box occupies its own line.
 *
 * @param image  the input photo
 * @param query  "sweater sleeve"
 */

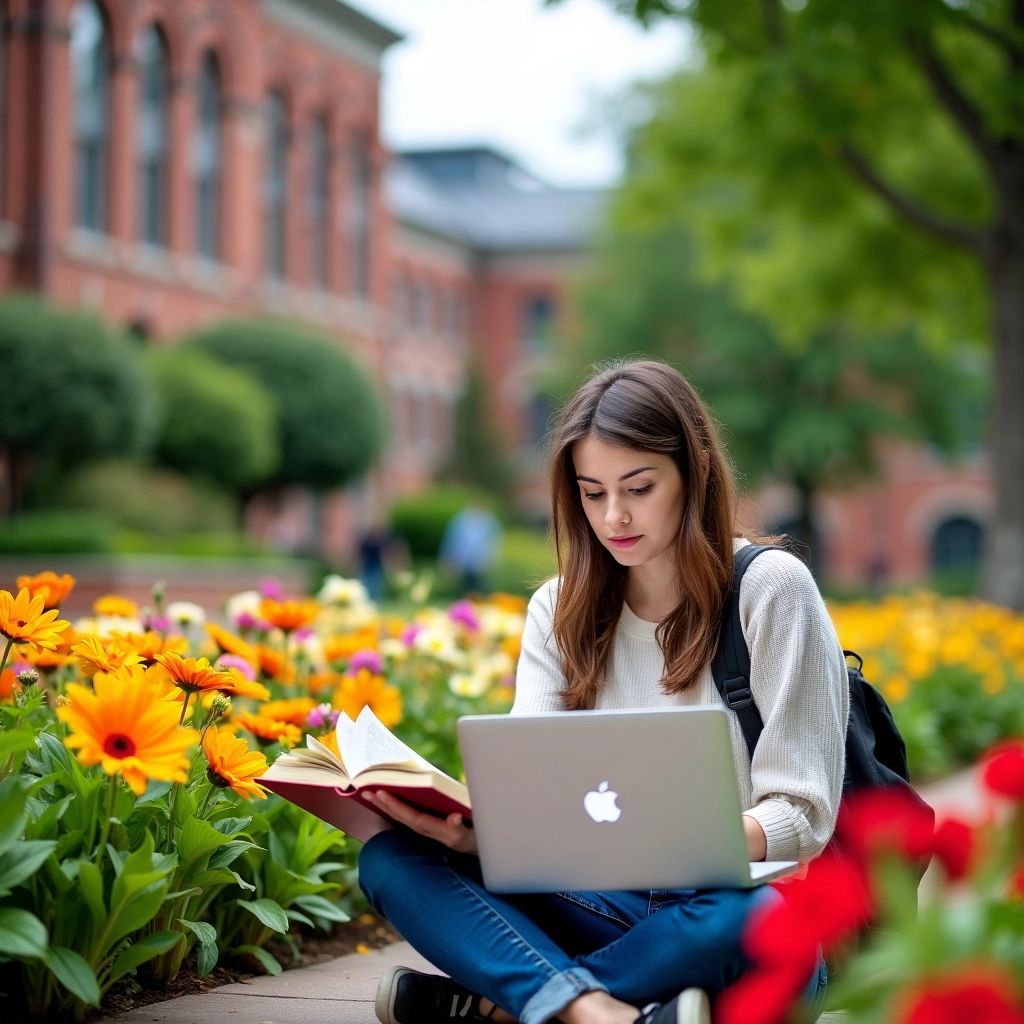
xmin=738 ymin=550 xmax=849 ymax=861
xmin=511 ymin=579 xmax=567 ymax=715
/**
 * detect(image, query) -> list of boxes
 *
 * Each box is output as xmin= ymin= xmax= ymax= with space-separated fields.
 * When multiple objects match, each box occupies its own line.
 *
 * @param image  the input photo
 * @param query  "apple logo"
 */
xmin=583 ymin=781 xmax=622 ymax=823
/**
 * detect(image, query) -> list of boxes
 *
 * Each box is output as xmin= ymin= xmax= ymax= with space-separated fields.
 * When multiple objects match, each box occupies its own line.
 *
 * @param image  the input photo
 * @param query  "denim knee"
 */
xmin=358 ymin=828 xmax=447 ymax=911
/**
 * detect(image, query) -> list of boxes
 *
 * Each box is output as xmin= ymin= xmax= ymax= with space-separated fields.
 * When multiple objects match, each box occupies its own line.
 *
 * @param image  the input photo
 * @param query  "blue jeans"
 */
xmin=359 ymin=830 xmax=827 ymax=1024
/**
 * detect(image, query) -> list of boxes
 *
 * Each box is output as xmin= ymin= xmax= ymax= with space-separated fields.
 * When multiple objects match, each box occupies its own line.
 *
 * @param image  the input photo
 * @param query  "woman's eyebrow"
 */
xmin=575 ymin=467 xmax=657 ymax=484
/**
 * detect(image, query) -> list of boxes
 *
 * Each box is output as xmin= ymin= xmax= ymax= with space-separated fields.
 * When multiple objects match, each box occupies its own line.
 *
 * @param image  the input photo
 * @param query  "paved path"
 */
xmin=93 ymin=768 xmax=985 ymax=1024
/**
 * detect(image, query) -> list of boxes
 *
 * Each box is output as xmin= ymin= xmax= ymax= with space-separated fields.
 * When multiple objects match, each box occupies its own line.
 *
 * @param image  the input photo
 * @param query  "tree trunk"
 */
xmin=980 ymin=245 xmax=1024 ymax=609
xmin=793 ymin=476 xmax=819 ymax=579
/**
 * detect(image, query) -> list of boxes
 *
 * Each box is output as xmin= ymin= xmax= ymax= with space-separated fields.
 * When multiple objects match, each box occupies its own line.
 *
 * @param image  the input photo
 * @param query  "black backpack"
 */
xmin=711 ymin=544 xmax=933 ymax=838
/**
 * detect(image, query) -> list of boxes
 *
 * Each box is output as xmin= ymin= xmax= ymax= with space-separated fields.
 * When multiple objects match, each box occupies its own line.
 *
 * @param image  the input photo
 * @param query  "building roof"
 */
xmin=387 ymin=146 xmax=607 ymax=255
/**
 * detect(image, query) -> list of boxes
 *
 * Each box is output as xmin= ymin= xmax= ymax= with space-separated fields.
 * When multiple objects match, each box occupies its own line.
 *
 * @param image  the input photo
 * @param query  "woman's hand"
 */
xmin=742 ymin=814 xmax=767 ymax=862
xmin=365 ymin=790 xmax=478 ymax=856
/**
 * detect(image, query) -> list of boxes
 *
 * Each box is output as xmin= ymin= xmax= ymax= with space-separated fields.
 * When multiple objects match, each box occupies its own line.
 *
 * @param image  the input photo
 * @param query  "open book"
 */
xmin=259 ymin=705 xmax=471 ymax=843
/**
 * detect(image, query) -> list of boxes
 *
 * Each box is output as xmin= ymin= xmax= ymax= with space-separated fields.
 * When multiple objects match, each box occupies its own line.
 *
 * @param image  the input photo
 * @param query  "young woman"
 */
xmin=358 ymin=360 xmax=849 ymax=1024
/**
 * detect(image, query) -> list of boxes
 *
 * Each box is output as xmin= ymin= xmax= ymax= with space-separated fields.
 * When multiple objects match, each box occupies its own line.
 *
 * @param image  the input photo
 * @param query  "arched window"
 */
xmin=71 ymin=0 xmax=109 ymax=232
xmin=264 ymin=90 xmax=288 ymax=280
xmin=309 ymin=113 xmax=329 ymax=288
xmin=194 ymin=52 xmax=221 ymax=261
xmin=136 ymin=24 xmax=169 ymax=246
xmin=930 ymin=516 xmax=985 ymax=573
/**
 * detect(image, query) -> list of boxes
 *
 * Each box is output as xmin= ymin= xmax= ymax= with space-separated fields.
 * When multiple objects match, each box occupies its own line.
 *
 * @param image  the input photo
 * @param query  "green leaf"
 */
xmin=196 ymin=939 xmax=218 ymax=978
xmin=212 ymin=816 xmax=253 ymax=836
xmin=286 ymin=908 xmax=315 ymax=928
xmin=180 ymin=919 xmax=217 ymax=947
xmin=108 ymin=931 xmax=182 ymax=985
xmin=0 ymin=839 xmax=58 ymax=895
xmin=0 ymin=776 xmax=31 ymax=854
xmin=234 ymin=943 xmax=282 ymax=975
xmin=207 ymin=839 xmax=260 ymax=870
xmin=0 ymin=729 xmax=35 ymax=761
xmin=44 ymin=946 xmax=101 ymax=1006
xmin=236 ymin=898 xmax=289 ymax=934
xmin=293 ymin=894 xmax=351 ymax=924
xmin=0 ymin=908 xmax=48 ymax=958
xmin=77 ymin=861 xmax=107 ymax=936
xmin=178 ymin=816 xmax=233 ymax=873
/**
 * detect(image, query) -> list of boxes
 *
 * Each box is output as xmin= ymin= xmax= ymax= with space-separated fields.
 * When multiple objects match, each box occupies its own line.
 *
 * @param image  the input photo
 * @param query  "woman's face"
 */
xmin=571 ymin=436 xmax=685 ymax=570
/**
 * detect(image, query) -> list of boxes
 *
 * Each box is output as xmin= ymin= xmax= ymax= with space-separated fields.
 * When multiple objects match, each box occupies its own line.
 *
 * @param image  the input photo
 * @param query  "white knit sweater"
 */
xmin=511 ymin=541 xmax=849 ymax=862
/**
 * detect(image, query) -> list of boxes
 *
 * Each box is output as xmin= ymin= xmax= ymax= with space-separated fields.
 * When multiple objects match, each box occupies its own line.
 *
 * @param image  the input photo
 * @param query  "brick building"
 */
xmin=0 ymin=0 xmax=992 ymax=588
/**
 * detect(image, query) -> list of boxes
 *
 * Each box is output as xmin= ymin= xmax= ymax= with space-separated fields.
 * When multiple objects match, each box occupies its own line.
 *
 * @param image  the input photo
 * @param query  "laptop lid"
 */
xmin=457 ymin=707 xmax=797 ymax=893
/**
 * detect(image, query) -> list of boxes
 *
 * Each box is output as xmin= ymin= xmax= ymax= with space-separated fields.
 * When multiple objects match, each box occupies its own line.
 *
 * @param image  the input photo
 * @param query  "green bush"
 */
xmin=56 ymin=460 xmax=237 ymax=536
xmin=111 ymin=532 xmax=271 ymax=558
xmin=491 ymin=528 xmax=556 ymax=596
xmin=148 ymin=349 xmax=279 ymax=490
xmin=185 ymin=320 xmax=386 ymax=490
xmin=390 ymin=485 xmax=498 ymax=559
xmin=0 ymin=510 xmax=117 ymax=554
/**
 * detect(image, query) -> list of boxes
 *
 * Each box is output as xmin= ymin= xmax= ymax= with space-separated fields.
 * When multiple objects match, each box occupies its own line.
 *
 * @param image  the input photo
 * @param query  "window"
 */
xmin=522 ymin=295 xmax=554 ymax=354
xmin=415 ymin=282 xmax=433 ymax=334
xmin=265 ymin=91 xmax=289 ymax=280
xmin=349 ymin=132 xmax=372 ymax=297
xmin=194 ymin=52 xmax=221 ymax=260
xmin=930 ymin=516 xmax=985 ymax=573
xmin=309 ymin=113 xmax=329 ymax=288
xmin=71 ymin=0 xmax=109 ymax=232
xmin=136 ymin=24 xmax=169 ymax=246
xmin=391 ymin=275 xmax=408 ymax=328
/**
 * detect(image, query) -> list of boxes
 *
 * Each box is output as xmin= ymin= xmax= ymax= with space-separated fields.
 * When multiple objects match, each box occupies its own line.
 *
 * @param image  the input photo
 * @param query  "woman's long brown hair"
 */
xmin=549 ymin=360 xmax=738 ymax=710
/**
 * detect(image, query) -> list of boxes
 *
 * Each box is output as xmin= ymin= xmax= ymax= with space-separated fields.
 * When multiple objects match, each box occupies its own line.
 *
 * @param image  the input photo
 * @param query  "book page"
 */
xmin=342 ymin=705 xmax=439 ymax=779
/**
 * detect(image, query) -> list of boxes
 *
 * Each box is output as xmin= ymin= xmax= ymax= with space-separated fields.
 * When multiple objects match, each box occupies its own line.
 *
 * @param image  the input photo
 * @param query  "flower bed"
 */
xmin=0 ymin=571 xmax=1022 ymax=1021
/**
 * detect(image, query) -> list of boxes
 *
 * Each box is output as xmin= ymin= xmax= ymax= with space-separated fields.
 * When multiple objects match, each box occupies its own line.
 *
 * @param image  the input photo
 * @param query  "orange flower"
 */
xmin=110 ymin=631 xmax=189 ymax=667
xmin=218 ymin=669 xmax=271 ymax=702
xmin=236 ymin=712 xmax=301 ymax=747
xmin=260 ymin=697 xmax=316 ymax=726
xmin=206 ymin=622 xmax=257 ymax=664
xmin=1 ymin=667 xmax=19 ymax=701
xmin=16 ymin=572 xmax=75 ymax=610
xmin=58 ymin=664 xmax=199 ymax=795
xmin=202 ymin=726 xmax=269 ymax=800
xmin=255 ymin=645 xmax=295 ymax=684
xmin=155 ymin=652 xmax=232 ymax=694
xmin=323 ymin=629 xmax=379 ymax=664
xmin=333 ymin=669 xmax=402 ymax=729
xmin=260 ymin=597 xmax=319 ymax=633
xmin=308 ymin=670 xmax=344 ymax=697
xmin=72 ymin=635 xmax=143 ymax=676
xmin=94 ymin=594 xmax=139 ymax=619
xmin=19 ymin=625 xmax=78 ymax=671
xmin=0 ymin=588 xmax=71 ymax=653
xmin=489 ymin=593 xmax=529 ymax=614
xmin=317 ymin=730 xmax=341 ymax=757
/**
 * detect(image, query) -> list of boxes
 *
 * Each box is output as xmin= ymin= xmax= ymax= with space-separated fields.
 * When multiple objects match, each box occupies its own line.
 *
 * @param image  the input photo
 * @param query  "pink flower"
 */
xmin=259 ymin=576 xmax=285 ymax=601
xmin=216 ymin=654 xmax=256 ymax=679
xmin=350 ymin=649 xmax=383 ymax=674
xmin=448 ymin=601 xmax=480 ymax=632
xmin=307 ymin=703 xmax=339 ymax=730
xmin=401 ymin=624 xmax=424 ymax=647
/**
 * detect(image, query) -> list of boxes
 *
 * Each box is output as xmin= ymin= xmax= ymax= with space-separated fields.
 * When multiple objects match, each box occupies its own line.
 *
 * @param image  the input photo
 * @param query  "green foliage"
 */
xmin=491 ymin=529 xmax=557 ymax=596
xmin=184 ymin=320 xmax=386 ymax=491
xmin=390 ymin=485 xmax=499 ymax=559
xmin=147 ymin=349 xmax=280 ymax=491
xmin=0 ymin=295 xmax=158 ymax=511
xmin=0 ymin=510 xmax=117 ymax=554
xmin=55 ymin=460 xmax=237 ymax=536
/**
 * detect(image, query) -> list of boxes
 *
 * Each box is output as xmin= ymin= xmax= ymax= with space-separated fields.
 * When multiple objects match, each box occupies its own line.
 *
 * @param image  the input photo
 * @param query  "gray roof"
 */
xmin=386 ymin=148 xmax=607 ymax=255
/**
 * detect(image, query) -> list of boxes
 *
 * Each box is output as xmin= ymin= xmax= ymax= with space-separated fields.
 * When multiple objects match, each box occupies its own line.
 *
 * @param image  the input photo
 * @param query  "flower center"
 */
xmin=207 ymin=766 xmax=232 ymax=789
xmin=103 ymin=733 xmax=137 ymax=759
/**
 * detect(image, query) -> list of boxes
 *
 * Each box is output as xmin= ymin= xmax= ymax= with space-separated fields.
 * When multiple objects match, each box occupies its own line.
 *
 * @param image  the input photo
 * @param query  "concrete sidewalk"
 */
xmin=93 ymin=769 xmax=985 ymax=1024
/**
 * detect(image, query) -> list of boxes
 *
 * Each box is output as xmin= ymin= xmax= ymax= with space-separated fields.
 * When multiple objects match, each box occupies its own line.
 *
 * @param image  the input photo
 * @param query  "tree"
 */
xmin=0 ymin=295 xmax=158 ymax=515
xmin=147 ymin=348 xmax=280 ymax=501
xmin=183 ymin=320 xmax=386 ymax=492
xmin=556 ymin=0 xmax=1024 ymax=607
xmin=552 ymin=225 xmax=982 ymax=575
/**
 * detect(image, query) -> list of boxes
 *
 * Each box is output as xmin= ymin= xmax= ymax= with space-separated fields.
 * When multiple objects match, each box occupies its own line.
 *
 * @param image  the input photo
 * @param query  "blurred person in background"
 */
xmin=439 ymin=502 xmax=501 ymax=596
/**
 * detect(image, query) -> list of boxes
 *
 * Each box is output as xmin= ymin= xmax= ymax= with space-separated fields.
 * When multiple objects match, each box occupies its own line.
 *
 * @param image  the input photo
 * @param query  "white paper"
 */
xmin=340 ymin=705 xmax=438 ymax=779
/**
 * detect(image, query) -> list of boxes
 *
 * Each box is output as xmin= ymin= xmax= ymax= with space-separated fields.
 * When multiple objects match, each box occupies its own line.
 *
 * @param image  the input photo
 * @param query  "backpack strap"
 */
xmin=711 ymin=544 xmax=777 ymax=759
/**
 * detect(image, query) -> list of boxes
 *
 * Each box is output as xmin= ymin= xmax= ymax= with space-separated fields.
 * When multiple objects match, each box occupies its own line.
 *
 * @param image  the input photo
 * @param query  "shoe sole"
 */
xmin=375 ymin=964 xmax=413 ymax=1024
xmin=675 ymin=988 xmax=711 ymax=1024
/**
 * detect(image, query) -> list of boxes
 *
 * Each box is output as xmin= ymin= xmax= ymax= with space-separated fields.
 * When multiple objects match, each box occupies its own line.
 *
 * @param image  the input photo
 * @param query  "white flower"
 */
xmin=167 ymin=601 xmax=206 ymax=628
xmin=448 ymin=672 xmax=491 ymax=698
xmin=413 ymin=627 xmax=464 ymax=667
xmin=380 ymin=638 xmax=408 ymax=662
xmin=226 ymin=590 xmax=261 ymax=623
xmin=479 ymin=607 xmax=526 ymax=642
xmin=93 ymin=615 xmax=145 ymax=638
xmin=317 ymin=574 xmax=370 ymax=607
xmin=289 ymin=630 xmax=325 ymax=670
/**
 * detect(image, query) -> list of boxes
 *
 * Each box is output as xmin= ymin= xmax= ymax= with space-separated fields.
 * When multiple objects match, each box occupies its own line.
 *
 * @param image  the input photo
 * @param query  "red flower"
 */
xmin=897 ymin=966 xmax=1024 ymax=1024
xmin=717 ymin=958 xmax=812 ymax=1024
xmin=930 ymin=816 xmax=977 ymax=882
xmin=1009 ymin=865 xmax=1024 ymax=901
xmin=981 ymin=740 xmax=1024 ymax=802
xmin=836 ymin=786 xmax=935 ymax=865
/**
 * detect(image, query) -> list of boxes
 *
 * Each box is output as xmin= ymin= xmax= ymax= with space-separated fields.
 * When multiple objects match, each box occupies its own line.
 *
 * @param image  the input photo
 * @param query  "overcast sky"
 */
xmin=346 ymin=0 xmax=691 ymax=188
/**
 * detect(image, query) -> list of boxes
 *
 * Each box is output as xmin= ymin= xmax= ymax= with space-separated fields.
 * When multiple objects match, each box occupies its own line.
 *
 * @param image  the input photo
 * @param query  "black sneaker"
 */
xmin=635 ymin=989 xmax=710 ymax=1024
xmin=375 ymin=965 xmax=497 ymax=1024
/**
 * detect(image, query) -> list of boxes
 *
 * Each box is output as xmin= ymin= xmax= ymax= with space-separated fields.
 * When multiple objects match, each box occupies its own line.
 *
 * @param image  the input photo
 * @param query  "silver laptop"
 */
xmin=457 ymin=707 xmax=798 ymax=893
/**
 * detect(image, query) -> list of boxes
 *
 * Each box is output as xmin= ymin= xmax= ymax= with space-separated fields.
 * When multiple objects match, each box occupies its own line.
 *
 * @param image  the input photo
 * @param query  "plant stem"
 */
xmin=94 ymin=774 xmax=119 ymax=863
xmin=196 ymin=782 xmax=217 ymax=820
xmin=178 ymin=692 xmax=192 ymax=725
xmin=0 ymin=636 xmax=13 ymax=678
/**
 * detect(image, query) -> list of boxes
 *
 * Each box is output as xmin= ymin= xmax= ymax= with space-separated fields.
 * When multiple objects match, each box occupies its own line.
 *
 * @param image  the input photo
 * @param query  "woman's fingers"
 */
xmin=367 ymin=791 xmax=476 ymax=853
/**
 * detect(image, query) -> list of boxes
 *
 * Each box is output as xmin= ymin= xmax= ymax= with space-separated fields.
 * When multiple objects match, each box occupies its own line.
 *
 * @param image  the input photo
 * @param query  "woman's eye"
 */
xmin=629 ymin=484 xmax=653 ymax=496
xmin=583 ymin=491 xmax=604 ymax=501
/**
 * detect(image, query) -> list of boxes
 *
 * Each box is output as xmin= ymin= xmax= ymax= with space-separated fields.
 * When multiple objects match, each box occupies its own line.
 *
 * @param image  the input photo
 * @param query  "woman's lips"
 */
xmin=609 ymin=535 xmax=641 ymax=549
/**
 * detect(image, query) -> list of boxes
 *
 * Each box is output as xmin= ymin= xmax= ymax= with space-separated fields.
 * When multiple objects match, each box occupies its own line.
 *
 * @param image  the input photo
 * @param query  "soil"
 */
xmin=84 ymin=914 xmax=400 ymax=1023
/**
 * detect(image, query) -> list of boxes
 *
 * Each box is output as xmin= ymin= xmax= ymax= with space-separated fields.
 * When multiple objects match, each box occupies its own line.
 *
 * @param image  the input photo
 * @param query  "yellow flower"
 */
xmin=323 ymin=628 xmax=380 ymax=664
xmin=259 ymin=597 xmax=319 ymax=633
xmin=72 ymin=634 xmax=144 ymax=675
xmin=94 ymin=594 xmax=139 ymax=619
xmin=333 ymin=669 xmax=402 ymax=728
xmin=236 ymin=712 xmax=302 ymax=747
xmin=16 ymin=571 xmax=75 ymax=609
xmin=261 ymin=697 xmax=316 ymax=726
xmin=0 ymin=588 xmax=71 ymax=652
xmin=206 ymin=622 xmax=258 ymax=665
xmin=217 ymin=670 xmax=271 ymax=702
xmin=202 ymin=726 xmax=269 ymax=800
xmin=110 ymin=630 xmax=189 ymax=667
xmin=155 ymin=652 xmax=233 ymax=695
xmin=58 ymin=665 xmax=199 ymax=795
xmin=255 ymin=645 xmax=295 ymax=685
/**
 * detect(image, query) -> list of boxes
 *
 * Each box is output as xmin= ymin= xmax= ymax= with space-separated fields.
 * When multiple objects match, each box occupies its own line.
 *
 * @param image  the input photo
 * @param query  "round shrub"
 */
xmin=390 ymin=485 xmax=498 ymax=559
